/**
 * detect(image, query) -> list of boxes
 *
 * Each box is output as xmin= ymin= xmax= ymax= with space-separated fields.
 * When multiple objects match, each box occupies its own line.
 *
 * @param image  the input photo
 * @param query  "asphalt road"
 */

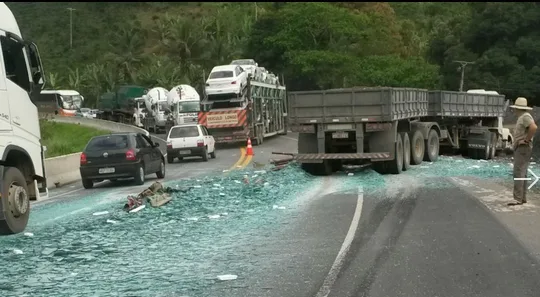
xmin=207 ymin=176 xmax=540 ymax=297
xmin=38 ymin=132 xmax=300 ymax=206
xmin=14 ymin=132 xmax=540 ymax=297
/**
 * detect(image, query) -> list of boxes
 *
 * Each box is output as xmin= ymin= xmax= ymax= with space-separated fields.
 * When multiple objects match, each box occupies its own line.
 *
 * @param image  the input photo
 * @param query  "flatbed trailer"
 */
xmin=198 ymin=78 xmax=288 ymax=145
xmin=287 ymin=87 xmax=507 ymax=176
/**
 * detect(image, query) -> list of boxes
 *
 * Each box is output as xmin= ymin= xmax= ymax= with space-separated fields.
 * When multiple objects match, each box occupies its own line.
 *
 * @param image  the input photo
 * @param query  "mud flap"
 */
xmin=0 ymin=165 xmax=4 ymax=220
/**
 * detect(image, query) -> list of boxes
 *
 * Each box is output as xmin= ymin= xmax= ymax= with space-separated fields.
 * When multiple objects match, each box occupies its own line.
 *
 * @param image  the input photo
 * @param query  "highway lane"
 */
xmin=206 ymin=174 xmax=540 ymax=297
xmin=1 ymin=133 xmax=307 ymax=297
xmin=37 ymin=133 xmax=298 ymax=206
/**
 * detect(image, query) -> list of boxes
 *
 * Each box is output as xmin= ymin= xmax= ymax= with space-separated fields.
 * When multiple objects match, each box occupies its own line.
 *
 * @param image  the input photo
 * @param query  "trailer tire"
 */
xmin=489 ymin=133 xmax=497 ymax=160
xmin=423 ymin=129 xmax=439 ymax=162
xmin=410 ymin=130 xmax=424 ymax=165
xmin=167 ymin=154 xmax=174 ymax=164
xmin=386 ymin=133 xmax=404 ymax=174
xmin=479 ymin=134 xmax=492 ymax=160
xmin=0 ymin=167 xmax=30 ymax=235
xmin=401 ymin=132 xmax=411 ymax=171
xmin=253 ymin=126 xmax=263 ymax=146
xmin=372 ymin=161 xmax=387 ymax=174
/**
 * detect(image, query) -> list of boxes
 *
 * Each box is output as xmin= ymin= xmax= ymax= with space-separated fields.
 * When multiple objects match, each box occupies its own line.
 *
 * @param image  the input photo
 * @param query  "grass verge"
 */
xmin=40 ymin=120 xmax=109 ymax=158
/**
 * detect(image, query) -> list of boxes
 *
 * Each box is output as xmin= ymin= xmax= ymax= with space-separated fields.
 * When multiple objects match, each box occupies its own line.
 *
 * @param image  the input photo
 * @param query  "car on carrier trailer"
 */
xmin=287 ymin=87 xmax=508 ymax=176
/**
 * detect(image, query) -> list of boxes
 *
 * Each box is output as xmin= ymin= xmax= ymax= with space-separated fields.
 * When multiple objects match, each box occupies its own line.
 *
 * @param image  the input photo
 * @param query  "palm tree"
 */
xmin=105 ymin=21 xmax=145 ymax=83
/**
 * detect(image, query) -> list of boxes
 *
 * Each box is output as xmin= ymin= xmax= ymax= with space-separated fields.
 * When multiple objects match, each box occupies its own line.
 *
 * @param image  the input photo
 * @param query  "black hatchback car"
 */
xmin=79 ymin=132 xmax=165 ymax=189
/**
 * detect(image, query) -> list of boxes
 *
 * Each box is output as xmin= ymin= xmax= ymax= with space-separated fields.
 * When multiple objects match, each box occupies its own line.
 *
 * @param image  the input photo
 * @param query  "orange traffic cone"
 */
xmin=246 ymin=138 xmax=254 ymax=156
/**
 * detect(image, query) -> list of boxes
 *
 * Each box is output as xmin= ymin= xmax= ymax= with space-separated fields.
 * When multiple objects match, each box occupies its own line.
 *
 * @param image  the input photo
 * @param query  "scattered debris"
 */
xmin=23 ymin=232 xmax=34 ymax=237
xmin=208 ymin=215 xmax=220 ymax=219
xmin=129 ymin=205 xmax=146 ymax=213
xmin=13 ymin=249 xmax=23 ymax=255
xmin=273 ymin=205 xmax=286 ymax=210
xmin=123 ymin=182 xmax=193 ymax=212
xmin=217 ymin=274 xmax=238 ymax=281
xmin=106 ymin=219 xmax=118 ymax=224
xmin=93 ymin=211 xmax=109 ymax=216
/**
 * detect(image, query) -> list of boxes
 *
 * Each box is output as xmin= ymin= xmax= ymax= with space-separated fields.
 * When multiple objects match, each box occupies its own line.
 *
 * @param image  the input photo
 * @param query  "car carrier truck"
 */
xmin=286 ymin=87 xmax=508 ymax=176
xmin=0 ymin=2 xmax=48 ymax=235
xmin=198 ymin=76 xmax=288 ymax=145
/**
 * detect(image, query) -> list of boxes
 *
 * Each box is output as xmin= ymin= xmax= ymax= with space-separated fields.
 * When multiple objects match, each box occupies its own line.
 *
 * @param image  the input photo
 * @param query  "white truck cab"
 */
xmin=167 ymin=84 xmax=201 ymax=125
xmin=467 ymin=89 xmax=514 ymax=151
xmin=0 ymin=2 xmax=47 ymax=235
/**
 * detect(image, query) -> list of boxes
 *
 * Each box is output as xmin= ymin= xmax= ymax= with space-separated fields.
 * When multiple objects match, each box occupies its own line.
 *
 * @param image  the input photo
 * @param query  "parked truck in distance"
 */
xmin=0 ymin=2 xmax=48 ymax=235
xmin=164 ymin=84 xmax=200 ymax=133
xmin=140 ymin=87 xmax=170 ymax=133
xmin=287 ymin=87 xmax=508 ymax=176
xmin=96 ymin=85 xmax=148 ymax=125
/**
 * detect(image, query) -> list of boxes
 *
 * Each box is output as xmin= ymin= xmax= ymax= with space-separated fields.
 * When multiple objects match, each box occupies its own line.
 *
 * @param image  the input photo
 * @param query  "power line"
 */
xmin=453 ymin=60 xmax=475 ymax=92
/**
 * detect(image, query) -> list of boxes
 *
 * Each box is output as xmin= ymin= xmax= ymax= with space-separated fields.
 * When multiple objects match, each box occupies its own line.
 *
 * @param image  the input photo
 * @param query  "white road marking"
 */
xmin=281 ymin=136 xmax=298 ymax=142
xmin=315 ymin=186 xmax=364 ymax=297
xmin=49 ymin=187 xmax=84 ymax=199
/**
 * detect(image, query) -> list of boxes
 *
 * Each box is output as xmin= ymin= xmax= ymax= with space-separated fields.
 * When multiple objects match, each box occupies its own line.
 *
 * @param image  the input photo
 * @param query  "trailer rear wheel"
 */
xmin=479 ymin=134 xmax=492 ymax=160
xmin=252 ymin=126 xmax=263 ymax=146
xmin=387 ymin=133 xmax=404 ymax=174
xmin=372 ymin=161 xmax=387 ymax=174
xmin=401 ymin=132 xmax=411 ymax=171
xmin=468 ymin=148 xmax=478 ymax=160
xmin=423 ymin=129 xmax=439 ymax=162
xmin=489 ymin=133 xmax=497 ymax=159
xmin=410 ymin=130 xmax=424 ymax=165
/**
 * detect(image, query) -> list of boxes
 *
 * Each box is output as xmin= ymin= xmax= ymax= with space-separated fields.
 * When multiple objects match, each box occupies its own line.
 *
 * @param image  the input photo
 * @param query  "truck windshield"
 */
xmin=60 ymin=95 xmax=83 ymax=110
xmin=158 ymin=101 xmax=169 ymax=112
xmin=169 ymin=126 xmax=200 ymax=138
xmin=178 ymin=101 xmax=200 ymax=112
xmin=86 ymin=135 xmax=129 ymax=151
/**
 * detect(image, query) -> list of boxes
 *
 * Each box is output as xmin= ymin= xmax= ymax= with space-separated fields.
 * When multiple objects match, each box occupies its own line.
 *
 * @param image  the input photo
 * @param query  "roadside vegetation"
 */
xmin=9 ymin=2 xmax=540 ymax=105
xmin=40 ymin=120 xmax=109 ymax=158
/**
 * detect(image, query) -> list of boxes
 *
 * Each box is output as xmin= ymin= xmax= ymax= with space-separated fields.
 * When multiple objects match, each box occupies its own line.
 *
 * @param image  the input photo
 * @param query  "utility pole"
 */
xmin=453 ymin=60 xmax=475 ymax=92
xmin=255 ymin=2 xmax=258 ymax=20
xmin=67 ymin=7 xmax=76 ymax=49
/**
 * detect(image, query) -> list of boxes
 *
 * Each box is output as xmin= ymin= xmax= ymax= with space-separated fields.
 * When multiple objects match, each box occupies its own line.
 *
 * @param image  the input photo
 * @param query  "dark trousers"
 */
xmin=513 ymin=144 xmax=533 ymax=203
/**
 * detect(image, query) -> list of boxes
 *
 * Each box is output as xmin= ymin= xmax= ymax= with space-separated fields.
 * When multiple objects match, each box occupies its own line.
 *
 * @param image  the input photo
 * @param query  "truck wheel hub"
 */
xmin=8 ymin=184 xmax=29 ymax=217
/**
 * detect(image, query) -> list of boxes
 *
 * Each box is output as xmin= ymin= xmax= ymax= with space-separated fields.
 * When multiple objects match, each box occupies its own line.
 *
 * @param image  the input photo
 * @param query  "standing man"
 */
xmin=509 ymin=97 xmax=537 ymax=206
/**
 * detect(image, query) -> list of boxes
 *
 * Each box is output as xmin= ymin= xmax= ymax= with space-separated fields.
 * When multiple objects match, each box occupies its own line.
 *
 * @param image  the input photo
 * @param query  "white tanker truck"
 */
xmin=141 ymin=87 xmax=170 ymax=133
xmin=166 ymin=84 xmax=201 ymax=126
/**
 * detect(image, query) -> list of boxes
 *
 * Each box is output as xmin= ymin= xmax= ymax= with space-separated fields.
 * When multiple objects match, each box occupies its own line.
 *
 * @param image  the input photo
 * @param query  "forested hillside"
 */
xmin=7 ymin=2 xmax=540 ymax=107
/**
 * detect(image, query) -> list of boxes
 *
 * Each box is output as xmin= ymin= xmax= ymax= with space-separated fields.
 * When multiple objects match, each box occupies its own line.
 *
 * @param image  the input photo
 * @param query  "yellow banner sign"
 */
xmin=207 ymin=113 xmax=238 ymax=125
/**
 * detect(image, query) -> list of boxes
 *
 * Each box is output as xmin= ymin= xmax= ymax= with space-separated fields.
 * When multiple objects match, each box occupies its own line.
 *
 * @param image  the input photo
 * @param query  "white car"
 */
xmin=166 ymin=124 xmax=216 ymax=163
xmin=231 ymin=59 xmax=258 ymax=77
xmin=205 ymin=65 xmax=248 ymax=96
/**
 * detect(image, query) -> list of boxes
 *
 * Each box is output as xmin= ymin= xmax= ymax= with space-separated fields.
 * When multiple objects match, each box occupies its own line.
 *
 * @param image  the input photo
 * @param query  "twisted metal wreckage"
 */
xmin=123 ymin=182 xmax=192 ymax=212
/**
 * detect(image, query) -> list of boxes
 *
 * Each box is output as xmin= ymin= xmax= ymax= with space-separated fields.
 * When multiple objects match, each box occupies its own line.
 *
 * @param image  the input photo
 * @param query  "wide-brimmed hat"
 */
xmin=510 ymin=97 xmax=533 ymax=110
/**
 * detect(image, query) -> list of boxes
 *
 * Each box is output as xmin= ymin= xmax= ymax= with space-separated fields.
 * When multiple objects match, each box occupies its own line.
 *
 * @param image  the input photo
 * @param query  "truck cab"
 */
xmin=0 ymin=2 xmax=48 ymax=235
